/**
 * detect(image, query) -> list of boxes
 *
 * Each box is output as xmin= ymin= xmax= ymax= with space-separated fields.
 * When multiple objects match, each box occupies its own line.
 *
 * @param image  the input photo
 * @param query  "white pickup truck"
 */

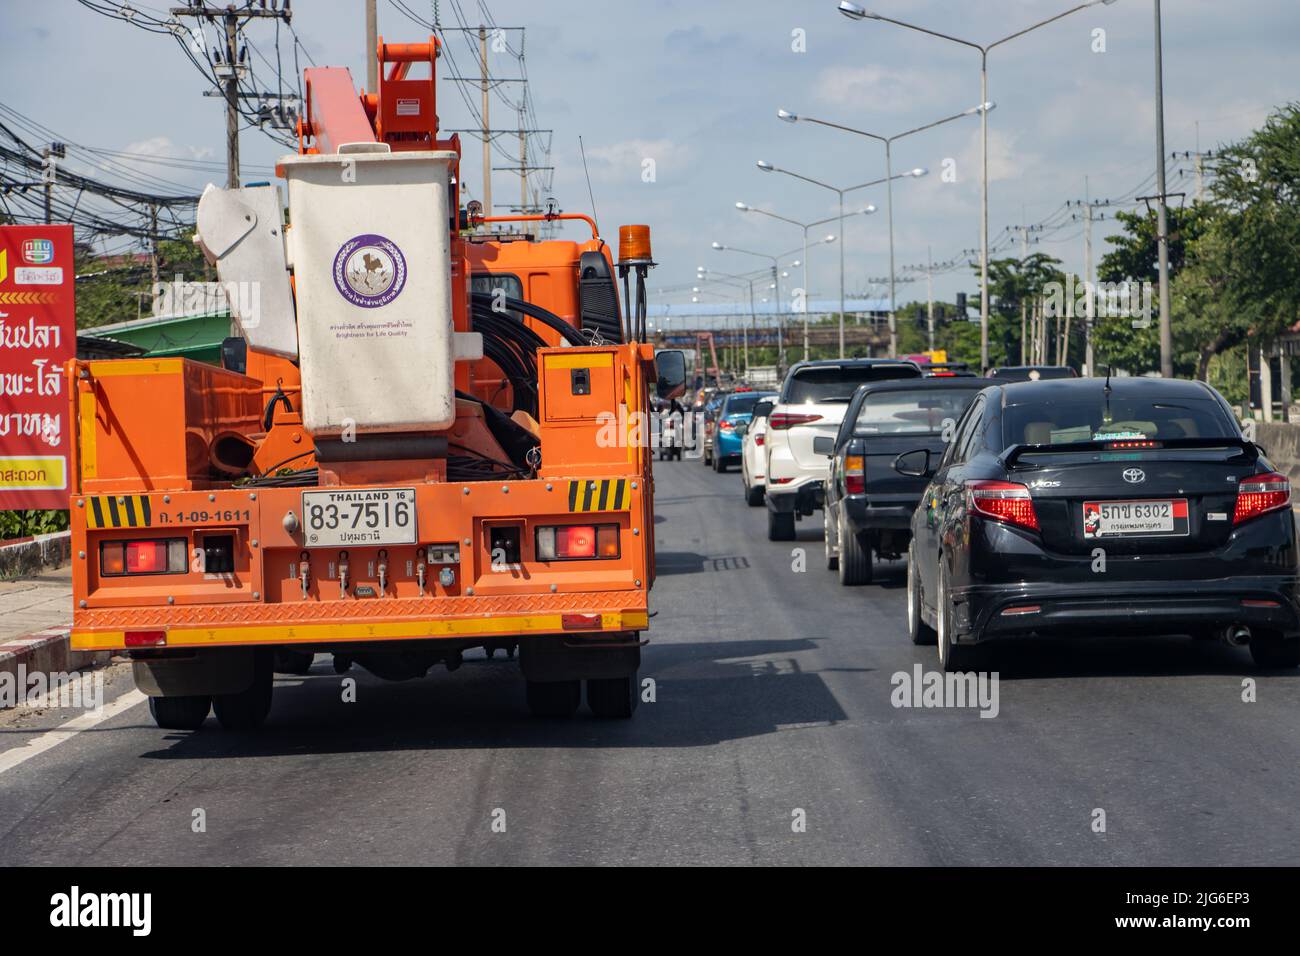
xmin=762 ymin=359 xmax=922 ymax=540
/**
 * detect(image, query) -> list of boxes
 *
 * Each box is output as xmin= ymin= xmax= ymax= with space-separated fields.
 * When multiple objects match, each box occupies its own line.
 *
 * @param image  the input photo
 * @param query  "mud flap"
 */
xmin=133 ymin=648 xmax=256 ymax=698
xmin=519 ymin=634 xmax=641 ymax=682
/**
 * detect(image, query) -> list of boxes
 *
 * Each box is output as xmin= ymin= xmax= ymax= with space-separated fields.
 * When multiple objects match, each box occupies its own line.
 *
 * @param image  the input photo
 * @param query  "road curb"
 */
xmin=0 ymin=626 xmax=112 ymax=708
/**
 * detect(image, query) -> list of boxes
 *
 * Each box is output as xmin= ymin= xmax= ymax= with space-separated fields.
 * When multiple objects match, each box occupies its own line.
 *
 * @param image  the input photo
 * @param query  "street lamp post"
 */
xmin=838 ymin=0 xmax=1118 ymax=371
xmin=736 ymin=202 xmax=863 ymax=361
xmin=777 ymin=104 xmax=988 ymax=359
xmin=756 ymin=161 xmax=923 ymax=358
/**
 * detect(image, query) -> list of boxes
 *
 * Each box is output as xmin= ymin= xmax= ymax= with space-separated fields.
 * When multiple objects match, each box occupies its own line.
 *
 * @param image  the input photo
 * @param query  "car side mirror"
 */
xmin=734 ymin=421 xmax=748 ymax=438
xmin=753 ymin=400 xmax=774 ymax=420
xmin=813 ymin=435 xmax=835 ymax=457
xmin=655 ymin=350 xmax=687 ymax=401
xmin=894 ymin=448 xmax=933 ymax=477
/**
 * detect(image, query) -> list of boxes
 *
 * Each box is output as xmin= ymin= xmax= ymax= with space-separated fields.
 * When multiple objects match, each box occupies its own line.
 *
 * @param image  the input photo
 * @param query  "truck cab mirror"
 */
xmin=894 ymin=448 xmax=933 ymax=478
xmin=655 ymin=350 xmax=687 ymax=401
xmin=753 ymin=399 xmax=774 ymax=420
xmin=813 ymin=435 xmax=835 ymax=457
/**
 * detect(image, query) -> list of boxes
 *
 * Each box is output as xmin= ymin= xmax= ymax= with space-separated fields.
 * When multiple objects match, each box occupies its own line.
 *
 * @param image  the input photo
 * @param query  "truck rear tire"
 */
xmin=148 ymin=694 xmax=211 ymax=730
xmin=767 ymin=509 xmax=796 ymax=541
xmin=837 ymin=513 xmax=872 ymax=585
xmin=587 ymin=674 xmax=639 ymax=718
xmin=526 ymin=679 xmax=580 ymax=717
xmin=213 ymin=650 xmax=274 ymax=730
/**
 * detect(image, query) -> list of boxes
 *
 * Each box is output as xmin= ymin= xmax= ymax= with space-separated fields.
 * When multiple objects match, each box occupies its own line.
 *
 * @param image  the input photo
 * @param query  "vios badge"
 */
xmin=1122 ymin=468 xmax=1146 ymax=484
xmin=333 ymin=234 xmax=407 ymax=308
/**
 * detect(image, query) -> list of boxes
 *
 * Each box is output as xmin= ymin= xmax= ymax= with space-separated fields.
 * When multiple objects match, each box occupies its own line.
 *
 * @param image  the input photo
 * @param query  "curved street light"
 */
xmin=776 ymin=103 xmax=988 ymax=357
xmin=836 ymin=0 xmax=1119 ymax=368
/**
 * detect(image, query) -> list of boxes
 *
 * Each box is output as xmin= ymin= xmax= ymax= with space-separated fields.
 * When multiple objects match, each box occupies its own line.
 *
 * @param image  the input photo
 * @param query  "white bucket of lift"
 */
xmin=280 ymin=147 xmax=457 ymax=436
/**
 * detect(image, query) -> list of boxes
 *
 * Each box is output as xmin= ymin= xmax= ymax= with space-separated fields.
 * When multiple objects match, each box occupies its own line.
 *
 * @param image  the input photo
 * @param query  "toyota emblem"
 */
xmin=1122 ymin=468 xmax=1146 ymax=484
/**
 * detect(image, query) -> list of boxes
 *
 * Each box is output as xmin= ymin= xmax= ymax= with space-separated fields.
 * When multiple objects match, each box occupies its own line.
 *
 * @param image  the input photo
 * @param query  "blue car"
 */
xmin=710 ymin=390 xmax=777 ymax=473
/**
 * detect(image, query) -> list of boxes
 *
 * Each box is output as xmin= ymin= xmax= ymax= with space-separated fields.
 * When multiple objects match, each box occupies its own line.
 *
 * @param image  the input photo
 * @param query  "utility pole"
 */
xmin=478 ymin=26 xmax=492 ymax=218
xmin=925 ymin=245 xmax=935 ymax=353
xmin=41 ymin=143 xmax=64 ymax=224
xmin=1153 ymin=0 xmax=1174 ymax=379
xmin=365 ymin=0 xmax=378 ymax=93
xmin=148 ymin=204 xmax=160 ymax=289
xmin=170 ymin=2 xmax=292 ymax=190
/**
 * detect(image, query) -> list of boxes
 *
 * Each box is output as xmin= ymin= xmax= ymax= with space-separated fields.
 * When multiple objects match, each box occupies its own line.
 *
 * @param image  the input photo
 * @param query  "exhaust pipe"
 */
xmin=1225 ymin=625 xmax=1252 ymax=646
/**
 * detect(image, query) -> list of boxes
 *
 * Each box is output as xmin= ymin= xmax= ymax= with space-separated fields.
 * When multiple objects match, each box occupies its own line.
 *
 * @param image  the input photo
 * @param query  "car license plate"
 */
xmin=1082 ymin=498 xmax=1188 ymax=538
xmin=301 ymin=488 xmax=417 ymax=547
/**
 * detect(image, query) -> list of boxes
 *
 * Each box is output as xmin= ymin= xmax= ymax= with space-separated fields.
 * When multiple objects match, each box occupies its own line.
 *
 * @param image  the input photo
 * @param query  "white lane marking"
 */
xmin=0 ymin=689 xmax=146 ymax=776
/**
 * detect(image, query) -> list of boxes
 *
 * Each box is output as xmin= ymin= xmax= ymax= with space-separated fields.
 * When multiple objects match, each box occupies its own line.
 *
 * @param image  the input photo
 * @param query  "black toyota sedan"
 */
xmin=906 ymin=376 xmax=1300 ymax=672
xmin=820 ymin=378 xmax=990 ymax=585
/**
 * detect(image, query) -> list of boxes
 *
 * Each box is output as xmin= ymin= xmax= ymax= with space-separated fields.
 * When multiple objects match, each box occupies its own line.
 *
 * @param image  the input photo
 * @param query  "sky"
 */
xmin=2 ymin=0 xmax=1297 ymax=320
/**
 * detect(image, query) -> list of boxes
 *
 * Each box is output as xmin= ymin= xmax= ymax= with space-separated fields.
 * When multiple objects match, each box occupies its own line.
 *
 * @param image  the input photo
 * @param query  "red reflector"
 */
xmin=768 ymin=412 xmax=822 ymax=430
xmin=125 ymin=540 xmax=166 ymax=574
xmin=1234 ymin=472 xmax=1290 ymax=525
xmin=769 ymin=477 xmax=794 ymax=484
xmin=1241 ymin=599 xmax=1281 ymax=608
xmin=562 ymin=613 xmax=603 ymax=631
xmin=967 ymin=479 xmax=1039 ymax=531
xmin=1001 ymin=605 xmax=1041 ymax=616
xmin=557 ymin=525 xmax=596 ymax=558
xmin=124 ymin=630 xmax=167 ymax=647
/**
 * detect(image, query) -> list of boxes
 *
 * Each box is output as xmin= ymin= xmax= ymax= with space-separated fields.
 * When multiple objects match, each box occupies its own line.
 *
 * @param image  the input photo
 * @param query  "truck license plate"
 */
xmin=1082 ymin=498 xmax=1188 ymax=538
xmin=301 ymin=488 xmax=417 ymax=547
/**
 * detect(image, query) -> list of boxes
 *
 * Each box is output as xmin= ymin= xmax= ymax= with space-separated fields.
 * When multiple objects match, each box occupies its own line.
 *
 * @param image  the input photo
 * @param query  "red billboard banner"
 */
xmin=0 ymin=224 xmax=74 ymax=510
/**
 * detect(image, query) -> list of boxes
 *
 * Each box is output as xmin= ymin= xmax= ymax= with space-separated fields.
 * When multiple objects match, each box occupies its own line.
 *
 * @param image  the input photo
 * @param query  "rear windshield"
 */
xmin=723 ymin=393 xmax=773 ymax=416
xmin=783 ymin=365 xmax=919 ymax=404
xmin=1004 ymin=396 xmax=1236 ymax=445
xmin=855 ymin=388 xmax=981 ymax=435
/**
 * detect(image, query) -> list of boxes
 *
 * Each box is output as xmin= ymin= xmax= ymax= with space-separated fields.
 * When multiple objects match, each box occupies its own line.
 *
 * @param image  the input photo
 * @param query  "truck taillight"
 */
xmin=966 ymin=480 xmax=1039 ymax=532
xmin=844 ymin=454 xmax=865 ymax=495
xmin=124 ymin=630 xmax=167 ymax=647
xmin=536 ymin=524 xmax=619 ymax=561
xmin=100 ymin=538 xmax=187 ymax=576
xmin=767 ymin=412 xmax=822 ymax=430
xmin=1234 ymin=472 xmax=1290 ymax=525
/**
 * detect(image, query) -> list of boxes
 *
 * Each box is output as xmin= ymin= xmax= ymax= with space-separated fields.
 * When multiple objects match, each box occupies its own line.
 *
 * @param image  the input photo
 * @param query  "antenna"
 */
xmin=578 ymin=135 xmax=599 ymax=232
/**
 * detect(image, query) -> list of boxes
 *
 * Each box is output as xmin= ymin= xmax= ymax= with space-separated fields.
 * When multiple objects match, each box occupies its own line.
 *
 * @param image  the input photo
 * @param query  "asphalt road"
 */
xmin=2 ymin=457 xmax=1297 ymax=865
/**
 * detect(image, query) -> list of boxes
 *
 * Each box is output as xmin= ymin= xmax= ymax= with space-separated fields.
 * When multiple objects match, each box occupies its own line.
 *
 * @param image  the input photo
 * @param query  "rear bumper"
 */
xmin=766 ymin=481 xmax=823 ymax=514
xmin=953 ymin=577 xmax=1300 ymax=643
xmin=72 ymin=593 xmax=649 ymax=652
xmin=843 ymin=496 xmax=915 ymax=533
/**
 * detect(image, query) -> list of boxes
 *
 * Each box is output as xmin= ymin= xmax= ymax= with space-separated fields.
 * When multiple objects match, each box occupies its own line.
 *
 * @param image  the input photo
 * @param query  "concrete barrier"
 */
xmin=1255 ymin=423 xmax=1300 ymax=488
xmin=0 ymin=530 xmax=71 ymax=579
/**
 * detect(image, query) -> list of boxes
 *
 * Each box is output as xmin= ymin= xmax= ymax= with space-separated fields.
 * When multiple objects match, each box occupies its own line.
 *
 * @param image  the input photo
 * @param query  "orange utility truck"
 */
xmin=68 ymin=36 xmax=684 ymax=728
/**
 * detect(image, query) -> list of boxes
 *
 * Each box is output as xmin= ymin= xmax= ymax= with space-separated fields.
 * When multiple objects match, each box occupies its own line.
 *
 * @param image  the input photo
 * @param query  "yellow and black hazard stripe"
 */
xmin=566 ymin=478 xmax=630 ymax=513
xmin=85 ymin=494 xmax=152 ymax=529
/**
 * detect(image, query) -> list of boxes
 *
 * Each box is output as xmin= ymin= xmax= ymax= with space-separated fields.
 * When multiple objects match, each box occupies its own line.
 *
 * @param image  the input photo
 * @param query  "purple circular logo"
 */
xmin=333 ymin=234 xmax=407 ymax=308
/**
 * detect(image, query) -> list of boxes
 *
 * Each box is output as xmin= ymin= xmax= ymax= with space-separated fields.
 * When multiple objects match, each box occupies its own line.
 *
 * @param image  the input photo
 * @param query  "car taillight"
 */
xmin=719 ymin=420 xmax=735 ymax=431
xmin=536 ymin=524 xmax=620 ymax=560
xmin=844 ymin=454 xmax=865 ymax=495
xmin=966 ymin=480 xmax=1039 ymax=531
xmin=768 ymin=412 xmax=822 ymax=430
xmin=1233 ymin=471 xmax=1290 ymax=525
xmin=100 ymin=538 xmax=187 ymax=577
